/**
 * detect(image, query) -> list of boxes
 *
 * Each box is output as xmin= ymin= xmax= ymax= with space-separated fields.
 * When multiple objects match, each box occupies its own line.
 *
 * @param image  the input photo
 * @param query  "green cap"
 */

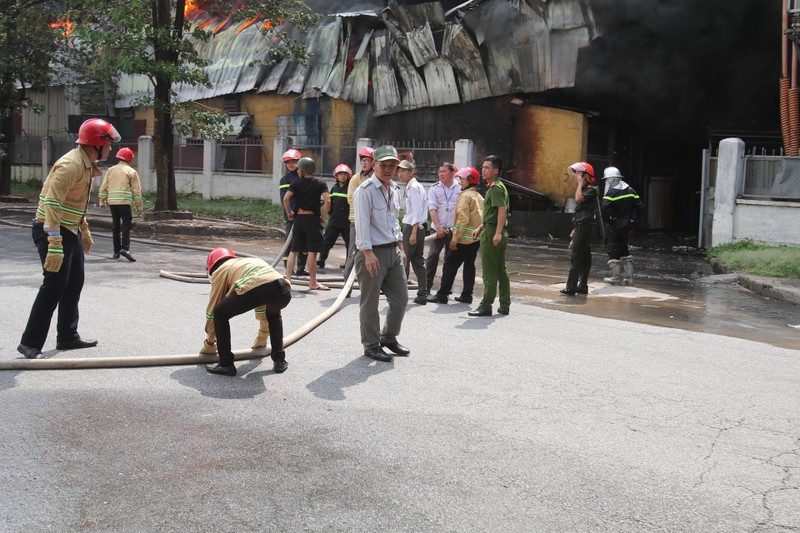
xmin=373 ymin=145 xmax=399 ymax=162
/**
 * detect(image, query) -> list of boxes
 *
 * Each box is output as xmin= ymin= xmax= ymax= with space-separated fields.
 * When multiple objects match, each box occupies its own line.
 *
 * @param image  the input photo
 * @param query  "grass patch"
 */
xmin=708 ymin=239 xmax=800 ymax=279
xmin=142 ymin=192 xmax=285 ymax=226
xmin=12 ymin=182 xmax=285 ymax=227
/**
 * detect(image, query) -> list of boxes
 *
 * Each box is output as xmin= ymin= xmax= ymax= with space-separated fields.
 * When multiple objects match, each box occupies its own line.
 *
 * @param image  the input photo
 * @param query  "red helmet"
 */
xmin=334 ymin=164 xmax=353 ymax=176
xmin=568 ymin=161 xmax=595 ymax=183
xmin=116 ymin=147 xmax=134 ymax=162
xmin=76 ymin=118 xmax=121 ymax=146
xmin=456 ymin=166 xmax=480 ymax=185
xmin=282 ymin=149 xmax=302 ymax=162
xmin=207 ymin=247 xmax=236 ymax=274
xmin=358 ymin=146 xmax=374 ymax=160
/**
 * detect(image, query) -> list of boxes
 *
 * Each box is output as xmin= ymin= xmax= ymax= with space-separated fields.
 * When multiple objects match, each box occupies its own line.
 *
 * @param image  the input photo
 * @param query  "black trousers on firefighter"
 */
xmin=436 ymin=241 xmax=480 ymax=299
xmin=604 ymin=224 xmax=631 ymax=260
xmin=20 ymin=222 xmax=85 ymax=350
xmin=318 ymin=222 xmax=350 ymax=266
xmin=212 ymin=278 xmax=292 ymax=366
xmin=110 ymin=204 xmax=133 ymax=253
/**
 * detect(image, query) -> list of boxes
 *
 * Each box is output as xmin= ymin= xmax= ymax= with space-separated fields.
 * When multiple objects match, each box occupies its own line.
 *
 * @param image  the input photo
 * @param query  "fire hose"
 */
xmin=0 ymin=222 xmax=428 ymax=371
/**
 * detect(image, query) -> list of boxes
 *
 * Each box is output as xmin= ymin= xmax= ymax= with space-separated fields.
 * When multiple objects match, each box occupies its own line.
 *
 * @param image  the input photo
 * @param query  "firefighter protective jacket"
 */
xmin=99 ymin=161 xmax=143 ymax=208
xmin=36 ymin=147 xmax=102 ymax=233
xmin=328 ymin=179 xmax=351 ymax=228
xmin=602 ymin=186 xmax=644 ymax=230
xmin=204 ymin=258 xmax=284 ymax=343
xmin=451 ymin=188 xmax=485 ymax=245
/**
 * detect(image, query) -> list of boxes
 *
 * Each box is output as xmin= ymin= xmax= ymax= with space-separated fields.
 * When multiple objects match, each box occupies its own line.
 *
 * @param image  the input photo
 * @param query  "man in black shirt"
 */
xmin=282 ymin=157 xmax=331 ymax=291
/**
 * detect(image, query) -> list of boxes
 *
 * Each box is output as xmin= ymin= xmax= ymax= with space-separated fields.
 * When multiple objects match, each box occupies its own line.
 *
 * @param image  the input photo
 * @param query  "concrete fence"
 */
xmin=712 ymin=138 xmax=800 ymax=247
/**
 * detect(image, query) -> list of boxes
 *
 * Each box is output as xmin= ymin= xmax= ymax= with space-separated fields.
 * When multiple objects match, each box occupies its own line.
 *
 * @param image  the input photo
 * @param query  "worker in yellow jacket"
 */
xmin=428 ymin=166 xmax=485 ymax=304
xmin=201 ymin=248 xmax=292 ymax=376
xmin=18 ymin=118 xmax=121 ymax=359
xmin=99 ymin=147 xmax=143 ymax=261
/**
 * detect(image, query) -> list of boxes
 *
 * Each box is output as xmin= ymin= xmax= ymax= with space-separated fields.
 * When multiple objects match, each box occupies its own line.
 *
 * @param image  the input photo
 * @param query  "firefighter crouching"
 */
xmin=202 ymin=248 xmax=292 ymax=376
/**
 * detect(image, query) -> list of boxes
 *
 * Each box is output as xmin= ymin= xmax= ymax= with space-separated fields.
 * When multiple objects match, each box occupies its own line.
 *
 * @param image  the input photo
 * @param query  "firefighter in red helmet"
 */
xmin=317 ymin=163 xmax=352 ymax=269
xmin=561 ymin=162 xmax=599 ymax=295
xmin=17 ymin=118 xmax=121 ymax=358
xmin=279 ymin=148 xmax=309 ymax=276
xmin=202 ymin=248 xmax=292 ymax=376
xmin=98 ymin=147 xmax=143 ymax=261
xmin=342 ymin=146 xmax=375 ymax=288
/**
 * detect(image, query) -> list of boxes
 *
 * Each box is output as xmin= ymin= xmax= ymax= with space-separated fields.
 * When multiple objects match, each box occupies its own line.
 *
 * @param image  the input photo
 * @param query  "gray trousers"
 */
xmin=425 ymin=232 xmax=452 ymax=292
xmin=402 ymin=223 xmax=427 ymax=297
xmin=343 ymin=224 xmax=358 ymax=283
xmin=355 ymin=246 xmax=408 ymax=349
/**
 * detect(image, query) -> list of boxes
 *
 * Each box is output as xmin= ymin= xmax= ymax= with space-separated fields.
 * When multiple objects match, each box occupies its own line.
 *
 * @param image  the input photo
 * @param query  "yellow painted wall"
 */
xmin=134 ymin=107 xmax=154 ymax=136
xmin=513 ymin=105 xmax=587 ymax=207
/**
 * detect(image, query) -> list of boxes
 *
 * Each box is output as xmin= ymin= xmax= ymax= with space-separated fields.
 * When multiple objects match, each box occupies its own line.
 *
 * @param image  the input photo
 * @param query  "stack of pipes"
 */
xmin=782 ymin=0 xmax=800 ymax=156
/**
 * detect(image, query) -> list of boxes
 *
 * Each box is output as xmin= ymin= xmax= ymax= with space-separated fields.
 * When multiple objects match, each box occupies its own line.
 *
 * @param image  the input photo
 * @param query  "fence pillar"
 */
xmin=355 ymin=138 xmax=376 ymax=173
xmin=137 ymin=136 xmax=154 ymax=193
xmin=272 ymin=137 xmax=291 ymax=205
xmin=454 ymin=139 xmax=476 ymax=169
xmin=711 ymin=137 xmax=745 ymax=247
xmin=41 ymin=137 xmax=51 ymax=178
xmin=203 ymin=139 xmax=218 ymax=200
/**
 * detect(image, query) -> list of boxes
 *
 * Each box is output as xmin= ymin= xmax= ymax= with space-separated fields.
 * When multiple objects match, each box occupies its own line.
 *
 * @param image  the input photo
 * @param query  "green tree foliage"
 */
xmin=0 ymin=0 xmax=61 ymax=196
xmin=60 ymin=0 xmax=319 ymax=211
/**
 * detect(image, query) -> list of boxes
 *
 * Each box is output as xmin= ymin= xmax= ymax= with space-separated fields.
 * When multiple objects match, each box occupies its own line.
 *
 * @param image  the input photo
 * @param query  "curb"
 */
xmin=738 ymin=274 xmax=800 ymax=306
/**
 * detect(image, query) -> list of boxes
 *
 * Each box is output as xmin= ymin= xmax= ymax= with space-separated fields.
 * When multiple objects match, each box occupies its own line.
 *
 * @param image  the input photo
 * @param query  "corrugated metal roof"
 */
xmin=391 ymin=42 xmax=430 ymax=110
xmin=371 ymin=31 xmax=402 ymax=116
xmin=303 ymin=18 xmax=342 ymax=97
xmin=113 ymin=0 xmax=599 ymax=117
xmin=442 ymin=23 xmax=492 ymax=101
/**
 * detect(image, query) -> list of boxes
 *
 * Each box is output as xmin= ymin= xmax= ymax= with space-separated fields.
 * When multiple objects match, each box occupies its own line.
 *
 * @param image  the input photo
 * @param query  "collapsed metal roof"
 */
xmin=115 ymin=0 xmax=598 ymax=116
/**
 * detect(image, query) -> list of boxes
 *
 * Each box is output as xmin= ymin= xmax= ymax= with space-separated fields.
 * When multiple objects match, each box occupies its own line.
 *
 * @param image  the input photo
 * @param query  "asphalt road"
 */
xmin=1 ymin=225 xmax=799 ymax=532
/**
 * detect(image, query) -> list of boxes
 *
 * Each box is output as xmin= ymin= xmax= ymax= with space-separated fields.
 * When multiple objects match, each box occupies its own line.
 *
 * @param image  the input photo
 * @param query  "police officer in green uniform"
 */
xmin=561 ymin=161 xmax=598 ymax=295
xmin=468 ymin=155 xmax=511 ymax=317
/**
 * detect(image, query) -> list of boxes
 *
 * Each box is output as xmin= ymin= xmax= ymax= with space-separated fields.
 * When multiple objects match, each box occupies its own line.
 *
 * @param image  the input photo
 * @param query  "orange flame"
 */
xmin=262 ymin=19 xmax=273 ymax=31
xmin=238 ymin=16 xmax=259 ymax=34
xmin=197 ymin=18 xmax=216 ymax=30
xmin=185 ymin=0 xmax=203 ymax=18
xmin=49 ymin=16 xmax=75 ymax=37
xmin=214 ymin=16 xmax=231 ymax=34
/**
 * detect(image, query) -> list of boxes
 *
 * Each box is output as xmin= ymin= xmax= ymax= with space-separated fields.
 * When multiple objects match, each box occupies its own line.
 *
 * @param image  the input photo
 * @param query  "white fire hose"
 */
xmin=0 ymin=222 xmax=430 ymax=371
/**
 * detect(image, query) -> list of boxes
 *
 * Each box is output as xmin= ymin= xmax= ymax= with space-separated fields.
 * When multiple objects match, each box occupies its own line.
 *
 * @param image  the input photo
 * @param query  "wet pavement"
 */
xmin=2 ymin=202 xmax=798 ymax=350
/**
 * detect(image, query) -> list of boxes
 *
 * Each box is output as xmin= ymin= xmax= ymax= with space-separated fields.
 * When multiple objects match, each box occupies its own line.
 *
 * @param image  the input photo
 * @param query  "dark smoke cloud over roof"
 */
xmin=565 ymin=0 xmax=780 ymax=141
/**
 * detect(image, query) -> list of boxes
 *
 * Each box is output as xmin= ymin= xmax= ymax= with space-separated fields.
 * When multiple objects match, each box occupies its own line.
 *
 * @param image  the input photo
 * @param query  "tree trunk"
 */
xmin=153 ymin=78 xmax=177 ymax=211
xmin=0 ymin=114 xmax=13 ymax=197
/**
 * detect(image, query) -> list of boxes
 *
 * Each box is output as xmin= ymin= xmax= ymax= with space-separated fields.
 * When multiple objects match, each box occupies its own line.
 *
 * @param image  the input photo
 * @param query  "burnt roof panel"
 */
xmin=547 ymin=27 xmax=589 ymax=88
xmin=304 ymin=18 xmax=342 ymax=98
xmin=372 ymin=31 xmax=403 ymax=116
xmin=423 ymin=57 xmax=461 ymax=107
xmin=390 ymin=42 xmax=430 ymax=110
xmin=407 ymin=22 xmax=438 ymax=67
xmin=342 ymin=54 xmax=370 ymax=104
xmin=442 ymin=23 xmax=493 ymax=101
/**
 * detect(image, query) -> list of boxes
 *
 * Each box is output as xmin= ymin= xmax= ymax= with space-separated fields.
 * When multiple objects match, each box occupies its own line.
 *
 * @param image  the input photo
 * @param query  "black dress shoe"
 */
xmin=468 ymin=308 xmax=492 ymax=317
xmin=454 ymin=295 xmax=472 ymax=304
xmin=426 ymin=293 xmax=447 ymax=304
xmin=119 ymin=249 xmax=136 ymax=262
xmin=206 ymin=363 xmax=237 ymax=376
xmin=295 ymin=269 xmax=310 ymax=277
xmin=497 ymin=307 xmax=509 ymax=315
xmin=364 ymin=346 xmax=392 ymax=362
xmin=413 ymin=296 xmax=428 ymax=305
xmin=576 ymin=287 xmax=589 ymax=294
xmin=56 ymin=338 xmax=98 ymax=350
xmin=381 ymin=341 xmax=410 ymax=356
xmin=112 ymin=252 xmax=120 ymax=259
xmin=273 ymin=360 xmax=289 ymax=373
xmin=17 ymin=344 xmax=42 ymax=359
xmin=560 ymin=288 xmax=576 ymax=296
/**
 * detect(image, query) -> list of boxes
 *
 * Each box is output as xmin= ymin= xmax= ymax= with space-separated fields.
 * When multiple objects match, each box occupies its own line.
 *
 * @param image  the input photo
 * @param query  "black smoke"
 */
xmin=563 ymin=0 xmax=781 ymax=142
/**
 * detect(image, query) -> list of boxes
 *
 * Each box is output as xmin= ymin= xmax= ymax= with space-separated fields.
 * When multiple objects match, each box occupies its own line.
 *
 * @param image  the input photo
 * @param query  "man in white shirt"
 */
xmin=398 ymin=159 xmax=428 ymax=305
xmin=426 ymin=162 xmax=461 ymax=294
